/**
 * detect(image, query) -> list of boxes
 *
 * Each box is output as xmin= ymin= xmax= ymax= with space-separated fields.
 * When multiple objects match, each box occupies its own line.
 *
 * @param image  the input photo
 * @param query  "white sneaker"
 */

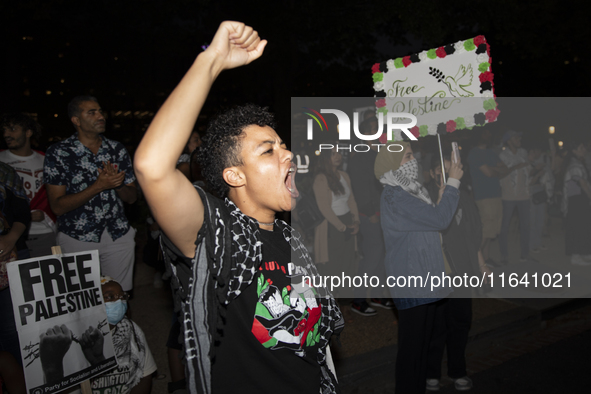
xmin=571 ymin=255 xmax=591 ymax=266
xmin=454 ymin=376 xmax=473 ymax=391
xmin=426 ymin=378 xmax=440 ymax=391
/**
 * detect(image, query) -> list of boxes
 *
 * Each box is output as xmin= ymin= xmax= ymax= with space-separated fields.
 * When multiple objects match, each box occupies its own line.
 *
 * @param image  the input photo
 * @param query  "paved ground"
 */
xmin=338 ymin=303 xmax=591 ymax=393
xmin=438 ymin=321 xmax=591 ymax=393
xmin=126 ymin=211 xmax=591 ymax=394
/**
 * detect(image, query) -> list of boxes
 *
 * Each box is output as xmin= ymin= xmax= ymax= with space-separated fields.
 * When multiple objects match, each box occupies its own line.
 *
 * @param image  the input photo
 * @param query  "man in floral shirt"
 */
xmin=44 ymin=96 xmax=138 ymax=292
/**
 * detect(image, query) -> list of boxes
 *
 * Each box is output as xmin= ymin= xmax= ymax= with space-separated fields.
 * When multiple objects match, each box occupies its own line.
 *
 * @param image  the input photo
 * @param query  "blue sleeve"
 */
xmin=382 ymin=185 xmax=460 ymax=232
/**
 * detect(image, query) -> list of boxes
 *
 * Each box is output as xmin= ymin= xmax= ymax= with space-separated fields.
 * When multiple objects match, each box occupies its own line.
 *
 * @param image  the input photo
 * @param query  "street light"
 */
xmin=549 ymin=126 xmax=555 ymax=134
xmin=558 ymin=141 xmax=564 ymax=147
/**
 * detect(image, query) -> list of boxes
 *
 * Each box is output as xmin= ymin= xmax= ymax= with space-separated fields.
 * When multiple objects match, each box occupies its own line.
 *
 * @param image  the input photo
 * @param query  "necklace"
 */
xmin=255 ymin=219 xmax=275 ymax=226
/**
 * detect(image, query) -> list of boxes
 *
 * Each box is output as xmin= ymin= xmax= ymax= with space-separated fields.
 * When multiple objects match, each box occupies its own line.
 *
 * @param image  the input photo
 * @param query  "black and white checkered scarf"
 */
xmin=161 ymin=186 xmax=344 ymax=394
xmin=111 ymin=317 xmax=146 ymax=389
xmin=380 ymin=158 xmax=434 ymax=206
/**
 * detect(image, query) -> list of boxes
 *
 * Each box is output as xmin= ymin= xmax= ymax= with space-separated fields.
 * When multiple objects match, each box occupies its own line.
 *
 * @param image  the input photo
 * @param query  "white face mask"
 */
xmin=398 ymin=158 xmax=419 ymax=181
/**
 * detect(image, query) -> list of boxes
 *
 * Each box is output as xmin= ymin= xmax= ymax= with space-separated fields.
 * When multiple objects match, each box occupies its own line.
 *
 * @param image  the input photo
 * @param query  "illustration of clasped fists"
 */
xmin=79 ymin=326 xmax=106 ymax=365
xmin=40 ymin=325 xmax=73 ymax=384
xmin=40 ymin=325 xmax=105 ymax=384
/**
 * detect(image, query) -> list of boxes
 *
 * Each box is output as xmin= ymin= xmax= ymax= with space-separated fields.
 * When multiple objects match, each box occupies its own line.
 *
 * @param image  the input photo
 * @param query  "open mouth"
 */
xmin=285 ymin=163 xmax=300 ymax=198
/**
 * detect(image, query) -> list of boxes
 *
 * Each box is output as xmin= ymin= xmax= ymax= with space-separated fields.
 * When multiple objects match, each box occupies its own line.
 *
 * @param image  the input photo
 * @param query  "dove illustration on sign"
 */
xmin=429 ymin=64 xmax=475 ymax=97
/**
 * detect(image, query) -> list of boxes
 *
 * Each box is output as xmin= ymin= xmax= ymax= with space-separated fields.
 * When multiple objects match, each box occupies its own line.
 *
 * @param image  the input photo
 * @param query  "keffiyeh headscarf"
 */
xmin=374 ymin=142 xmax=433 ymax=206
xmin=380 ymin=158 xmax=434 ymax=206
xmin=374 ymin=141 xmax=410 ymax=179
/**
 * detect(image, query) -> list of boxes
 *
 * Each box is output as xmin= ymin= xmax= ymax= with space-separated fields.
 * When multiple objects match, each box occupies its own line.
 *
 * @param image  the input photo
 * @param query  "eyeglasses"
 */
xmin=103 ymin=293 xmax=130 ymax=302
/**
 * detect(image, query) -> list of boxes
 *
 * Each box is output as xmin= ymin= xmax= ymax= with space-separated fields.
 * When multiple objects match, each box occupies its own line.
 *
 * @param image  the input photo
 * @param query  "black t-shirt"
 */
xmin=211 ymin=227 xmax=322 ymax=394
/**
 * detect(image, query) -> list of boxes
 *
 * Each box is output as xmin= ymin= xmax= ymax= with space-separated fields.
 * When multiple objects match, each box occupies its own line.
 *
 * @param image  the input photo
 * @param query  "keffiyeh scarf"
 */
xmin=111 ymin=317 xmax=147 ymax=389
xmin=379 ymin=158 xmax=434 ymax=206
xmin=161 ymin=186 xmax=344 ymax=394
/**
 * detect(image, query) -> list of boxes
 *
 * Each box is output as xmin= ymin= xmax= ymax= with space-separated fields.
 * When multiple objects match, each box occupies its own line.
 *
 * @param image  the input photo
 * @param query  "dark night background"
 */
xmin=1 ymin=0 xmax=589 ymax=149
xmin=2 ymin=3 xmax=591 ymax=391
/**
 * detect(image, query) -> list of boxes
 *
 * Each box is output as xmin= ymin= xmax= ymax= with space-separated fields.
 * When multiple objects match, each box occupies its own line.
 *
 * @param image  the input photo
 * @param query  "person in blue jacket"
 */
xmin=374 ymin=141 xmax=464 ymax=394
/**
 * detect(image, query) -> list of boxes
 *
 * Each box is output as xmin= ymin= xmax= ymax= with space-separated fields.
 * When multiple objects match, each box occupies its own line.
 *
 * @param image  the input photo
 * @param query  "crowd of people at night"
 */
xmin=2 ymin=21 xmax=591 ymax=394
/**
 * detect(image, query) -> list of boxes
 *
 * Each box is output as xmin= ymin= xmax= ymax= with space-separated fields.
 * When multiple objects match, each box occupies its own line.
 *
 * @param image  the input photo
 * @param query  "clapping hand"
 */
xmin=96 ymin=161 xmax=125 ymax=191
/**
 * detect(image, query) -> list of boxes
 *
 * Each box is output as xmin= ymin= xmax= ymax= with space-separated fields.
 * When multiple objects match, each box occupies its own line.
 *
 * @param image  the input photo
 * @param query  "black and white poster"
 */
xmin=7 ymin=250 xmax=117 ymax=394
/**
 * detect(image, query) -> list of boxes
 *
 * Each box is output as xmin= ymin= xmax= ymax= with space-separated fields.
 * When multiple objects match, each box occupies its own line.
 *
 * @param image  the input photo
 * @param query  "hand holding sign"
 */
xmin=40 ymin=325 xmax=72 ymax=384
xmin=448 ymin=157 xmax=464 ymax=181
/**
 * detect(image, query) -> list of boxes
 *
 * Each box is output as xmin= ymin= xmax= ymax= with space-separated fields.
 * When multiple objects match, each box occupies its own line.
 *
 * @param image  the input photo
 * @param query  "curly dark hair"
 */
xmin=196 ymin=104 xmax=276 ymax=198
xmin=0 ymin=113 xmax=42 ymax=145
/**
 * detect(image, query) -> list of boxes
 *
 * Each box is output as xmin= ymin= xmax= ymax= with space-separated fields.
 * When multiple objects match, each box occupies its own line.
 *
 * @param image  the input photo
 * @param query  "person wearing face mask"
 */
xmin=374 ymin=141 xmax=464 ymax=394
xmin=92 ymin=276 xmax=157 ymax=394
xmin=37 ymin=278 xmax=157 ymax=393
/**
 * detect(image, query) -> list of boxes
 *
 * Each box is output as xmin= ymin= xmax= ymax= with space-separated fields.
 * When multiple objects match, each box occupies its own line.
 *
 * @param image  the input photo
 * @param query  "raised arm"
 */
xmin=134 ymin=21 xmax=266 ymax=258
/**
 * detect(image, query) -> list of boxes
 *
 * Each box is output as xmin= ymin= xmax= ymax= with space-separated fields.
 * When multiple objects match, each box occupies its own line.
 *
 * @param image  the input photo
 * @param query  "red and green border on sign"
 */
xmin=372 ymin=35 xmax=499 ymax=138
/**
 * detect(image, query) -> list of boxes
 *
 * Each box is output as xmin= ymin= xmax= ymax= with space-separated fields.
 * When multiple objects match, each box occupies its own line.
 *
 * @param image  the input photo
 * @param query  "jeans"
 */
xmin=499 ymin=199 xmax=530 ymax=260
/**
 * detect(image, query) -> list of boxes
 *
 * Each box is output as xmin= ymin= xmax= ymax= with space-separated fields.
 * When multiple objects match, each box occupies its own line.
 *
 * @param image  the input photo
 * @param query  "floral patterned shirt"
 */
xmin=43 ymin=133 xmax=136 ymax=242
